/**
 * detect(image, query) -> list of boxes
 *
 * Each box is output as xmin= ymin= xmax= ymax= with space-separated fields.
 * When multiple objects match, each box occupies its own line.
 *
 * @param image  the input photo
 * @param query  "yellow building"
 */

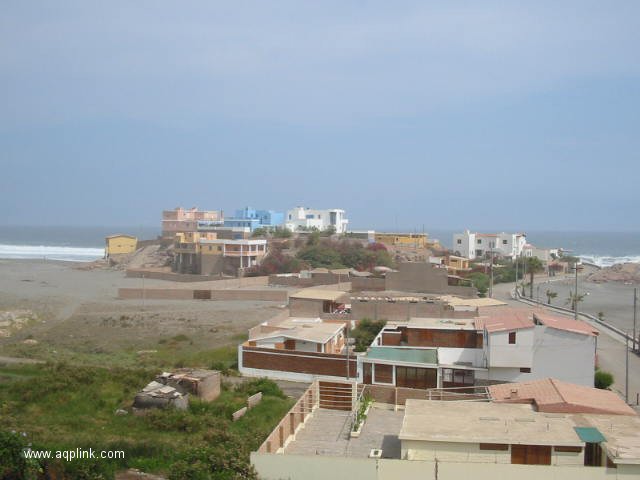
xmin=105 ymin=234 xmax=138 ymax=257
xmin=446 ymin=255 xmax=471 ymax=274
xmin=375 ymin=232 xmax=428 ymax=248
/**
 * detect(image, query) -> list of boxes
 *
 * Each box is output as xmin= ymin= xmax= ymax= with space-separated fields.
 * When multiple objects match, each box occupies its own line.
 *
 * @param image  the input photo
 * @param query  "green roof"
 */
xmin=365 ymin=347 xmax=438 ymax=365
xmin=574 ymin=427 xmax=606 ymax=443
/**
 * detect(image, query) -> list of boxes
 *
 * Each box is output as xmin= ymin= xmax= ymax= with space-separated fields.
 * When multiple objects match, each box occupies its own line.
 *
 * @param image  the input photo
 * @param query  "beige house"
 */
xmin=400 ymin=399 xmax=640 ymax=472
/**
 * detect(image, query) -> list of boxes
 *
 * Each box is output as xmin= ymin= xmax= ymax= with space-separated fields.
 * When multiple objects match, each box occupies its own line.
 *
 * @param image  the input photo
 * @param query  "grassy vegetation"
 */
xmin=0 ymin=363 xmax=294 ymax=479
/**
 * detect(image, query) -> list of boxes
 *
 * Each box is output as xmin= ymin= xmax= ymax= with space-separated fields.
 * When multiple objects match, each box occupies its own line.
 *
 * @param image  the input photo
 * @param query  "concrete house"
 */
xmin=162 ymin=207 xmax=223 ymax=239
xmin=285 ymin=207 xmax=349 ymax=233
xmin=359 ymin=307 xmax=598 ymax=388
xmin=224 ymin=207 xmax=285 ymax=232
xmin=399 ymin=399 xmax=640 ymax=472
xmin=453 ymin=230 xmax=527 ymax=260
xmin=105 ymin=234 xmax=137 ymax=257
xmin=288 ymin=289 xmax=350 ymax=317
xmin=173 ymin=232 xmax=267 ymax=276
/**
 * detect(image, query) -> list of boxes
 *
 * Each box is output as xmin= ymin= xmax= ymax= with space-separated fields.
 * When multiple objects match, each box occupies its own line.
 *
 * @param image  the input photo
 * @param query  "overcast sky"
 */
xmin=1 ymin=1 xmax=639 ymax=231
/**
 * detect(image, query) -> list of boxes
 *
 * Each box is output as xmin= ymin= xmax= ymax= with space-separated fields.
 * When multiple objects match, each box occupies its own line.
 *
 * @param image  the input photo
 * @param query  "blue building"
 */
xmin=223 ymin=207 xmax=285 ymax=232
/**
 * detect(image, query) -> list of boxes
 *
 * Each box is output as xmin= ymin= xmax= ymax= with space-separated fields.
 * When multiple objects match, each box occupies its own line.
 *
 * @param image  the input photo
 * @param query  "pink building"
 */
xmin=161 ymin=207 xmax=223 ymax=238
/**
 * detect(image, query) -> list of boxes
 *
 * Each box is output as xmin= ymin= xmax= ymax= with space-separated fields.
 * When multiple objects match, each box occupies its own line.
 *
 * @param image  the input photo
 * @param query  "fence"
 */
xmin=365 ymin=384 xmax=490 ymax=406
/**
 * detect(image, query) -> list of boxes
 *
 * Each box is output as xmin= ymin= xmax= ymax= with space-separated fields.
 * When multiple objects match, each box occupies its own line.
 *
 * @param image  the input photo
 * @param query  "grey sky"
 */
xmin=1 ymin=1 xmax=639 ymax=230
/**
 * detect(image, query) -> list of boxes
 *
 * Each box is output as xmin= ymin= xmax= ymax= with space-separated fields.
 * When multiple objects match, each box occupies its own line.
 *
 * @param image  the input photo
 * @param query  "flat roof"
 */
xmin=439 ymin=295 xmax=507 ymax=307
xmin=291 ymin=289 xmax=349 ymax=301
xmin=250 ymin=322 xmax=344 ymax=344
xmin=365 ymin=346 xmax=438 ymax=365
xmin=489 ymin=378 xmax=636 ymax=416
xmin=393 ymin=317 xmax=478 ymax=331
xmin=200 ymin=239 xmax=267 ymax=245
xmin=400 ymin=401 xmax=582 ymax=447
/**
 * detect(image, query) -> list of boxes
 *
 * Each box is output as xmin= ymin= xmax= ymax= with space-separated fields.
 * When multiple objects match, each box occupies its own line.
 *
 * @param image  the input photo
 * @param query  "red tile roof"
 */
xmin=533 ymin=311 xmax=599 ymax=337
xmin=475 ymin=307 xmax=535 ymax=333
xmin=489 ymin=378 xmax=636 ymax=416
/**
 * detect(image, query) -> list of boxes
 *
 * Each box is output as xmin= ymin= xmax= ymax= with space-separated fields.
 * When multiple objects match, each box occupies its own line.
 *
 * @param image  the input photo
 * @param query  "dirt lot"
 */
xmin=0 ymin=259 xmax=288 ymax=367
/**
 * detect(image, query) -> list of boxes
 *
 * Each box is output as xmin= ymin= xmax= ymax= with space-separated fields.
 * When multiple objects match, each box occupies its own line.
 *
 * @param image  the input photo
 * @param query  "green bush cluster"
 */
xmin=0 ymin=364 xmax=293 ymax=479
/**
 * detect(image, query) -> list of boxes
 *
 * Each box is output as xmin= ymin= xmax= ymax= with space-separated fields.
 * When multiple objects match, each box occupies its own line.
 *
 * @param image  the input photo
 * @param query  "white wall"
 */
xmin=295 ymin=340 xmax=320 ymax=352
xmin=438 ymin=348 xmax=486 ymax=368
xmin=487 ymin=329 xmax=534 ymax=368
xmin=532 ymin=327 xmax=596 ymax=386
xmin=485 ymin=327 xmax=596 ymax=386
xmin=252 ymin=453 xmax=632 ymax=480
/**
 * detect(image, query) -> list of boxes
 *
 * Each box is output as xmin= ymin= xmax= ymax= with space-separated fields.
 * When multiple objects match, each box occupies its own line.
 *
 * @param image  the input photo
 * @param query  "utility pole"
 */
xmin=345 ymin=323 xmax=350 ymax=380
xmin=574 ymin=261 xmax=579 ymax=320
xmin=634 ymin=287 xmax=638 ymax=353
xmin=489 ymin=243 xmax=494 ymax=298
xmin=626 ymin=331 xmax=630 ymax=404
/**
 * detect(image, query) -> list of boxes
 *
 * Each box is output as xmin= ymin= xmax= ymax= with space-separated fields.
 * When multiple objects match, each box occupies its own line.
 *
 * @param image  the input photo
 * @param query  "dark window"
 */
xmin=503 ymin=239 xmax=508 ymax=245
xmin=457 ymin=239 xmax=462 ymax=244
xmin=511 ymin=445 xmax=551 ymax=465
xmin=373 ymin=364 xmax=393 ymax=384
xmin=584 ymin=443 xmax=603 ymax=467
xmin=554 ymin=446 xmax=582 ymax=453
xmin=477 ymin=239 xmax=482 ymax=244
xmin=509 ymin=332 xmax=517 ymax=344
xmin=520 ymin=367 xmax=531 ymax=373
xmin=480 ymin=443 xmax=509 ymax=451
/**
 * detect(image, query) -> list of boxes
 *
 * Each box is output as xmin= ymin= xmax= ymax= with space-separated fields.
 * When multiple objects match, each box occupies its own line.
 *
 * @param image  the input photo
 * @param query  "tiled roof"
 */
xmin=533 ymin=311 xmax=599 ymax=337
xmin=489 ymin=378 xmax=636 ymax=416
xmin=475 ymin=307 xmax=535 ymax=333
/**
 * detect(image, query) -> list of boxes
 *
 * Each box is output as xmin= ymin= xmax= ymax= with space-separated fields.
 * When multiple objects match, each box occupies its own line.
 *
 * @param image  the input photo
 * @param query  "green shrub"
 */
xmin=595 ymin=369 xmax=614 ymax=389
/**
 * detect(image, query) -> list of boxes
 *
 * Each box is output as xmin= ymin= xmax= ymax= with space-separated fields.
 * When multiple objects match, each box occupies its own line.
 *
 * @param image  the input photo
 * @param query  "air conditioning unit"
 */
xmin=369 ymin=449 xmax=383 ymax=459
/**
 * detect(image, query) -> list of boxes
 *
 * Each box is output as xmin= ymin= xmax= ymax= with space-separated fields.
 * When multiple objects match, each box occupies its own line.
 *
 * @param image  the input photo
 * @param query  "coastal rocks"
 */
xmin=587 ymin=263 xmax=640 ymax=284
xmin=0 ymin=310 xmax=37 ymax=338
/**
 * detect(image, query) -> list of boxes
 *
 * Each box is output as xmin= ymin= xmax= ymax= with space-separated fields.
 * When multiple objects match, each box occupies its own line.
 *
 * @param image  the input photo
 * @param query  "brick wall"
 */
xmin=405 ymin=329 xmax=483 ymax=348
xmin=242 ymin=346 xmax=357 ymax=378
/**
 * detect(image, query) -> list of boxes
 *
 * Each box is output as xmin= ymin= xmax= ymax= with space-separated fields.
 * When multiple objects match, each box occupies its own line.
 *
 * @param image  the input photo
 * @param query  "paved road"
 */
xmin=491 ymin=278 xmax=640 ymax=410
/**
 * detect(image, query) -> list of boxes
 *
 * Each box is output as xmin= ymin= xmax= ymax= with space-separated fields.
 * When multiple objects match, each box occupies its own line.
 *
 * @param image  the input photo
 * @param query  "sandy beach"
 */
xmin=0 ymin=259 xmax=286 ymax=367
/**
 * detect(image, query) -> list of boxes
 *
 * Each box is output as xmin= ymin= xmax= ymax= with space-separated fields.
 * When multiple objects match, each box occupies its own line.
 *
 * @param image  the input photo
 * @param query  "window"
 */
xmin=457 ymin=239 xmax=462 ymax=245
xmin=509 ymin=331 xmax=516 ymax=344
xmin=520 ymin=367 xmax=531 ymax=373
xmin=477 ymin=239 xmax=482 ymax=244
xmin=480 ymin=444 xmax=509 ymax=451
xmin=503 ymin=239 xmax=508 ymax=245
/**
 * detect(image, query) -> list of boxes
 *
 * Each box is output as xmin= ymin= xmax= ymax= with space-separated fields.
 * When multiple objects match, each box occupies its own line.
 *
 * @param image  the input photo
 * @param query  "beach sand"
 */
xmin=0 ymin=259 xmax=286 ymax=367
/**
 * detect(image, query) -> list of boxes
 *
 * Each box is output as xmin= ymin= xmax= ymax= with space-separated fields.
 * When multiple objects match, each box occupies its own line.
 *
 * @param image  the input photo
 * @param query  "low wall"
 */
xmin=258 ymin=383 xmax=318 ymax=454
xmin=126 ymin=269 xmax=270 ymax=286
xmin=118 ymin=288 xmax=287 ymax=302
xmin=252 ymin=454 xmax=630 ymax=480
xmin=240 ymin=346 xmax=357 ymax=378
xmin=365 ymin=384 xmax=489 ymax=406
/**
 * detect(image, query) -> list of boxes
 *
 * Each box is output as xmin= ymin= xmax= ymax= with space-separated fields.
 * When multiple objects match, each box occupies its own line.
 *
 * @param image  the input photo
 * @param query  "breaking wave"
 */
xmin=579 ymin=254 xmax=640 ymax=268
xmin=0 ymin=244 xmax=104 ymax=262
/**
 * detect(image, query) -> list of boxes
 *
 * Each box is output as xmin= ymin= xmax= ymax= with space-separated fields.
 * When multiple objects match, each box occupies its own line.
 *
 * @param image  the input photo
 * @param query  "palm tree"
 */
xmin=526 ymin=257 xmax=544 ymax=298
xmin=565 ymin=289 xmax=587 ymax=311
xmin=545 ymin=289 xmax=558 ymax=305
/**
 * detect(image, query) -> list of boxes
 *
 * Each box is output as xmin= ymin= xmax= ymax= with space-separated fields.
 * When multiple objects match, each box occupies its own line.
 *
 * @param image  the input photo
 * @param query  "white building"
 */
xmin=361 ymin=307 xmax=598 ymax=388
xmin=452 ymin=230 xmax=527 ymax=259
xmin=285 ymin=207 xmax=349 ymax=234
xmin=522 ymin=244 xmax=561 ymax=264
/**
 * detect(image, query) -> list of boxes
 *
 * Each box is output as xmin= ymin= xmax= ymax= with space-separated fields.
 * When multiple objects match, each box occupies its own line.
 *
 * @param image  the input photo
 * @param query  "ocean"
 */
xmin=0 ymin=226 xmax=159 ymax=262
xmin=0 ymin=226 xmax=637 ymax=266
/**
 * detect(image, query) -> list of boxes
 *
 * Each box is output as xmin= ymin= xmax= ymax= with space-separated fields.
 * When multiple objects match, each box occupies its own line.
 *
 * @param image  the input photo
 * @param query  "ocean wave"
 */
xmin=579 ymin=254 xmax=640 ymax=268
xmin=0 ymin=244 xmax=104 ymax=262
